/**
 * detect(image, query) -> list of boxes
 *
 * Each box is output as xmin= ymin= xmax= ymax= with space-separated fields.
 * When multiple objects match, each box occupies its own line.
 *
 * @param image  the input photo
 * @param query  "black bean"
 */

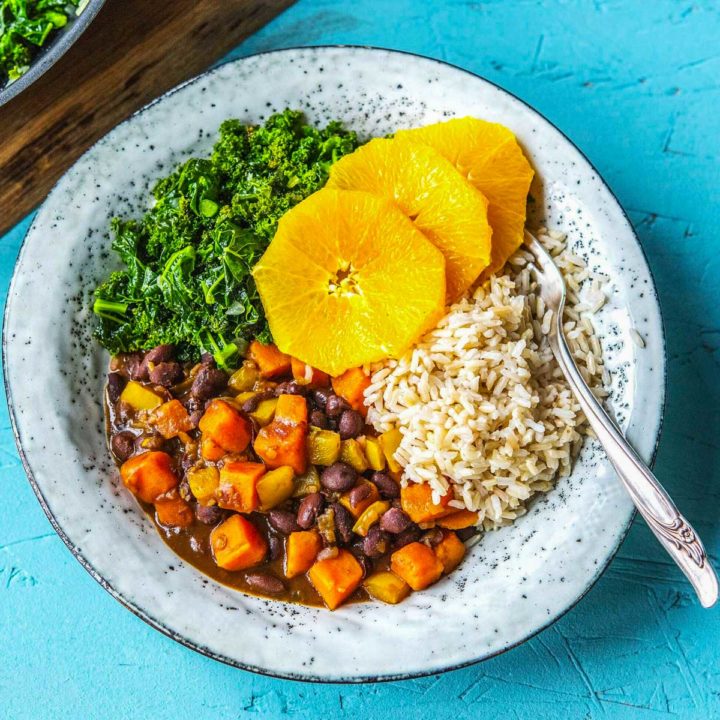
xmin=148 ymin=361 xmax=183 ymax=387
xmin=347 ymin=482 xmax=372 ymax=510
xmin=191 ymin=365 xmax=228 ymax=400
xmin=240 ymin=390 xmax=274 ymax=414
xmin=379 ymin=507 xmax=412 ymax=534
xmin=275 ymin=381 xmax=307 ymax=397
xmin=392 ymin=525 xmax=422 ymax=550
xmin=200 ymin=352 xmax=215 ymax=366
xmin=296 ymin=493 xmax=324 ymax=529
xmin=363 ymin=526 xmax=390 ymax=558
xmin=422 ymin=528 xmax=444 ymax=547
xmin=338 ymin=409 xmax=363 ymax=439
xmin=268 ymin=509 xmax=300 ymax=535
xmin=147 ymin=344 xmax=175 ymax=363
xmin=111 ymin=431 xmax=135 ymax=461
xmin=457 ymin=527 xmax=477 ymax=543
xmin=309 ymin=409 xmax=328 ymax=429
xmin=107 ymin=372 xmax=127 ymax=404
xmin=268 ymin=534 xmax=283 ymax=561
xmin=320 ymin=462 xmax=357 ymax=492
xmin=195 ymin=504 xmax=225 ymax=525
xmin=331 ymin=502 xmax=354 ymax=544
xmin=245 ymin=573 xmax=285 ymax=595
xmin=312 ymin=388 xmax=331 ymax=409
xmin=122 ymin=351 xmax=146 ymax=380
xmin=371 ymin=471 xmax=400 ymax=499
xmin=325 ymin=394 xmax=349 ymax=418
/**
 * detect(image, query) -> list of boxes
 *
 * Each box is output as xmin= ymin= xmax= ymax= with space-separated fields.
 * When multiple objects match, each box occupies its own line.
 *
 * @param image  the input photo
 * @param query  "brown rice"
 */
xmin=364 ymin=229 xmax=608 ymax=531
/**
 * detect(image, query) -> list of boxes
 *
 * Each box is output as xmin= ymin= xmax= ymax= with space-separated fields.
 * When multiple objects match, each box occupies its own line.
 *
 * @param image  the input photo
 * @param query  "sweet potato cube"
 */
xmin=152 ymin=399 xmax=193 ymax=439
xmin=391 ymin=542 xmax=444 ymax=591
xmin=291 ymin=357 xmax=330 ymax=387
xmin=216 ymin=461 xmax=265 ymax=513
xmin=437 ymin=509 xmax=479 ymax=530
xmin=198 ymin=399 xmax=252 ymax=454
xmin=400 ymin=482 xmax=453 ymax=524
xmin=211 ymin=514 xmax=267 ymax=571
xmin=275 ymin=394 xmax=308 ymax=425
xmin=201 ymin=435 xmax=227 ymax=462
xmin=155 ymin=495 xmax=194 ymax=528
xmin=363 ymin=571 xmax=411 ymax=604
xmin=254 ymin=394 xmax=308 ymax=474
xmin=308 ymin=549 xmax=364 ymax=610
xmin=331 ymin=367 xmax=371 ymax=416
xmin=285 ymin=529 xmax=322 ymax=578
xmin=249 ymin=341 xmax=291 ymax=379
xmin=434 ymin=531 xmax=466 ymax=573
xmin=120 ymin=451 xmax=178 ymax=503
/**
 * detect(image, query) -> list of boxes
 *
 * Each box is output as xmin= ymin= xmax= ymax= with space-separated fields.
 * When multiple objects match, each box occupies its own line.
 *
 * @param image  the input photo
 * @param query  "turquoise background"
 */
xmin=2 ymin=1 xmax=719 ymax=717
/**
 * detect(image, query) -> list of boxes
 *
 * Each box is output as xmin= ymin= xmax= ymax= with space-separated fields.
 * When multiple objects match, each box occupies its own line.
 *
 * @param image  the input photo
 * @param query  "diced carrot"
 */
xmin=254 ymin=394 xmax=308 ymax=474
xmin=308 ymin=549 xmax=364 ymax=610
xmin=291 ymin=357 xmax=330 ymax=387
xmin=120 ymin=451 xmax=178 ymax=503
xmin=198 ymin=399 xmax=252 ymax=454
xmin=152 ymin=399 xmax=193 ymax=439
xmin=249 ymin=341 xmax=292 ymax=379
xmin=210 ymin=514 xmax=267 ymax=571
xmin=400 ymin=482 xmax=454 ymax=524
xmin=201 ymin=436 xmax=227 ymax=462
xmin=437 ymin=509 xmax=479 ymax=530
xmin=155 ymin=494 xmax=194 ymax=528
xmin=331 ymin=367 xmax=371 ymax=416
xmin=434 ymin=531 xmax=466 ymax=573
xmin=390 ymin=542 xmax=444 ymax=591
xmin=285 ymin=530 xmax=322 ymax=578
xmin=216 ymin=461 xmax=265 ymax=513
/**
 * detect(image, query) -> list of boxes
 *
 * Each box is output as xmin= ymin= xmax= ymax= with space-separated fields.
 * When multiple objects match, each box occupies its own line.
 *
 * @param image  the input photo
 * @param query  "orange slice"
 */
xmin=252 ymin=188 xmax=446 ymax=376
xmin=327 ymin=137 xmax=492 ymax=302
xmin=396 ymin=117 xmax=534 ymax=277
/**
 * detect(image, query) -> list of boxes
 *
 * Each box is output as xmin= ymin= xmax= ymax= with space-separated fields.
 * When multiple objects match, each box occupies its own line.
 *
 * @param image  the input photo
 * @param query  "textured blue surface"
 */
xmin=1 ymin=1 xmax=718 ymax=717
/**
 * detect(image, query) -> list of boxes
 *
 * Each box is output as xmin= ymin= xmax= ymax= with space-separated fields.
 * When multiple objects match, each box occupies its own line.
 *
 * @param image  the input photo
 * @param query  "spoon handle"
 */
xmin=551 ymin=318 xmax=718 ymax=608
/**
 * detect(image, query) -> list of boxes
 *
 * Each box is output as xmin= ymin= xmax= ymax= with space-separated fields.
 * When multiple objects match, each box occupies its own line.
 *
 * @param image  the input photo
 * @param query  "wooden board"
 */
xmin=0 ymin=0 xmax=294 ymax=235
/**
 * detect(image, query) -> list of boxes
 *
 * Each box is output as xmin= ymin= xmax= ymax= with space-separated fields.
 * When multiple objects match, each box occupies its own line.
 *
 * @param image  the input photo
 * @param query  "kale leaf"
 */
xmin=92 ymin=109 xmax=360 ymax=369
xmin=0 ymin=0 xmax=81 ymax=85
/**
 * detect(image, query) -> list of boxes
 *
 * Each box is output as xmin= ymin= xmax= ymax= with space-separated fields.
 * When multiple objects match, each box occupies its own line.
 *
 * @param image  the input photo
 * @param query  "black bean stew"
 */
xmin=106 ymin=341 xmax=478 ymax=609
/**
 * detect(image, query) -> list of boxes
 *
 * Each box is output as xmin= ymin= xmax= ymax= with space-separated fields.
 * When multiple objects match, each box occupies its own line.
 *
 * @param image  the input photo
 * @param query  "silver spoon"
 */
xmin=524 ymin=230 xmax=718 ymax=608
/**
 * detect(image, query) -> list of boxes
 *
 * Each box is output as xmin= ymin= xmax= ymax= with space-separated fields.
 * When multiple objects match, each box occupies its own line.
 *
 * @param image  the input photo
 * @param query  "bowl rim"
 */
xmin=0 ymin=0 xmax=106 ymax=107
xmin=3 ymin=44 xmax=666 ymax=683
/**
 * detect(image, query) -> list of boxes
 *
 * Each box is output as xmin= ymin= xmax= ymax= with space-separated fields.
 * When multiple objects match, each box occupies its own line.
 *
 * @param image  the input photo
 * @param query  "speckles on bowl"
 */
xmin=3 ymin=47 xmax=665 ymax=682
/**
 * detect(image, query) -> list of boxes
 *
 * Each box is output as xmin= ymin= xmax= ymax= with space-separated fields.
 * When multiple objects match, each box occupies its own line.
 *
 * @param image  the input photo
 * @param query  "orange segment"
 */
xmin=252 ymin=189 xmax=446 ymax=376
xmin=396 ymin=117 xmax=534 ymax=278
xmin=327 ymin=138 xmax=492 ymax=302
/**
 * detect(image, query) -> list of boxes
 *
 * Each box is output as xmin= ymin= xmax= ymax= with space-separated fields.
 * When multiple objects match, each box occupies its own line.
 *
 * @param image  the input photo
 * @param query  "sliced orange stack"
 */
xmin=327 ymin=137 xmax=492 ymax=303
xmin=252 ymin=188 xmax=446 ymax=376
xmin=396 ymin=117 xmax=534 ymax=278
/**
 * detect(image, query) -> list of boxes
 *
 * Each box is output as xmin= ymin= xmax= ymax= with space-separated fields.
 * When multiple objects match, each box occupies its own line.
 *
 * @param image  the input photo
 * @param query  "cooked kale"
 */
xmin=0 ymin=0 xmax=81 ymax=85
xmin=92 ymin=110 xmax=360 ymax=369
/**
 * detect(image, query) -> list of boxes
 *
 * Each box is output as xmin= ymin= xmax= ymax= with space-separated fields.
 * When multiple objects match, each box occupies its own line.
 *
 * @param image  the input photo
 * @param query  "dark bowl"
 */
xmin=0 ymin=0 xmax=106 ymax=107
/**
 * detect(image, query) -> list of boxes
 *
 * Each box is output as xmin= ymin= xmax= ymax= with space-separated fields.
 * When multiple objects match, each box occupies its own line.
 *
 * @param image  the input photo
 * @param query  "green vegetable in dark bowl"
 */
xmin=93 ymin=110 xmax=360 ymax=370
xmin=0 ymin=0 xmax=82 ymax=85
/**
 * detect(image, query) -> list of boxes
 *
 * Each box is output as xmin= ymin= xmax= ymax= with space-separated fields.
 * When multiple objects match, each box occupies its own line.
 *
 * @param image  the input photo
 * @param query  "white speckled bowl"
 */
xmin=3 ymin=47 xmax=665 ymax=681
